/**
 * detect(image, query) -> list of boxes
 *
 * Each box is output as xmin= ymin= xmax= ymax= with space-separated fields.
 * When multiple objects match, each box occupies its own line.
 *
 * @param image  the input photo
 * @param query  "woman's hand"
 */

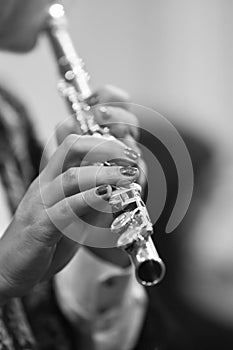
xmin=0 ymin=132 xmax=139 ymax=303
xmin=56 ymin=84 xmax=146 ymax=188
xmin=55 ymin=85 xmax=146 ymax=266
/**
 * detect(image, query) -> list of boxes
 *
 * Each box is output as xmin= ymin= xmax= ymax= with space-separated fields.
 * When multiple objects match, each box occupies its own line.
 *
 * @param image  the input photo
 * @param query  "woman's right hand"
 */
xmin=0 ymin=133 xmax=139 ymax=303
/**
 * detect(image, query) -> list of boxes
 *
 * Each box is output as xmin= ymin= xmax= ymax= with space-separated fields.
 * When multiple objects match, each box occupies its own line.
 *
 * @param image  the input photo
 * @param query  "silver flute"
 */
xmin=46 ymin=3 xmax=165 ymax=286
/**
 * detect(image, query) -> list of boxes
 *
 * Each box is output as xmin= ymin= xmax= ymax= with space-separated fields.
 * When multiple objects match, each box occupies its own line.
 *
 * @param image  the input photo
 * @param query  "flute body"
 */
xmin=46 ymin=3 xmax=165 ymax=286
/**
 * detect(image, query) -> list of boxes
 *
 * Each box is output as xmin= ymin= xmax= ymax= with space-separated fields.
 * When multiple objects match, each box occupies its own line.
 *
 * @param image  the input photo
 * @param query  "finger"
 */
xmin=121 ymin=134 xmax=147 ymax=184
xmin=42 ymin=165 xmax=139 ymax=206
xmin=123 ymin=134 xmax=141 ymax=153
xmin=40 ymin=134 xmax=140 ymax=182
xmin=46 ymin=185 xmax=112 ymax=230
xmin=137 ymin=158 xmax=148 ymax=190
xmin=92 ymin=105 xmax=139 ymax=140
xmin=55 ymin=84 xmax=133 ymax=145
xmin=55 ymin=118 xmax=80 ymax=146
xmin=122 ymin=135 xmax=147 ymax=187
xmin=85 ymin=85 xmax=130 ymax=110
xmin=55 ymin=106 xmax=139 ymax=142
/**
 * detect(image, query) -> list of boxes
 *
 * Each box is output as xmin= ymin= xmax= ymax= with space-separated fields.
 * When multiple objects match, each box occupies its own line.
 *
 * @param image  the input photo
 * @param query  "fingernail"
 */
xmin=86 ymin=93 xmax=100 ymax=106
xmin=124 ymin=147 xmax=140 ymax=161
xmin=99 ymin=106 xmax=111 ymax=120
xmin=96 ymin=184 xmax=110 ymax=196
xmin=120 ymin=166 xmax=138 ymax=177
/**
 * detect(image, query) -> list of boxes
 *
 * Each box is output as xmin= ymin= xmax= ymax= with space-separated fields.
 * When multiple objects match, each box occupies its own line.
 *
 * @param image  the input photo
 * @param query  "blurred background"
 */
xmin=1 ymin=1 xmax=233 ymax=347
xmin=0 ymin=0 xmax=232 ymax=149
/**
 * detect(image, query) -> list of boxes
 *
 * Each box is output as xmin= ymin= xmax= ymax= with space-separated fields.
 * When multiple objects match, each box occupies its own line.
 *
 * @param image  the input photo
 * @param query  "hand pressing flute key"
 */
xmin=46 ymin=3 xmax=165 ymax=286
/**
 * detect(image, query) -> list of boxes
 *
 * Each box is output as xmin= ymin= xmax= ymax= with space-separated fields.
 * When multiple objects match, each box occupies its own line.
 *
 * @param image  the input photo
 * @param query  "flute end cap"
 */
xmin=137 ymin=259 xmax=166 ymax=287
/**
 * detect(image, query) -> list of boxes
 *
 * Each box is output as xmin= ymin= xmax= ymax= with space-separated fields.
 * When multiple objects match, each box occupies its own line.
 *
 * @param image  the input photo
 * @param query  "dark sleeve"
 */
xmin=0 ymin=84 xmax=45 ymax=180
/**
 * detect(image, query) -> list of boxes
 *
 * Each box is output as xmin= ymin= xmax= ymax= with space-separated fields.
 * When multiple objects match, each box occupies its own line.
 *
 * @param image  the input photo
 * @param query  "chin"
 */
xmin=0 ymin=33 xmax=39 ymax=53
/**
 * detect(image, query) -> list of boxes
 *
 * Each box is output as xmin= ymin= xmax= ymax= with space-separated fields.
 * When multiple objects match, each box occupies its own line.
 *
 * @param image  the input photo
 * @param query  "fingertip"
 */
xmin=95 ymin=184 xmax=112 ymax=200
xmin=85 ymin=92 xmax=100 ymax=106
xmin=104 ymin=84 xmax=130 ymax=103
xmin=119 ymin=166 xmax=139 ymax=179
xmin=124 ymin=147 xmax=141 ymax=162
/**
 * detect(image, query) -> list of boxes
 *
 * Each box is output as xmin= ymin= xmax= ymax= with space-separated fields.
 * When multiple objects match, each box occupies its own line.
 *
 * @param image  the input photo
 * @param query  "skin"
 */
xmin=0 ymin=1 xmax=143 ymax=301
xmin=0 ymin=85 xmax=142 ymax=303
xmin=2 ymin=0 xmax=232 ymax=337
xmin=0 ymin=0 xmax=53 ymax=51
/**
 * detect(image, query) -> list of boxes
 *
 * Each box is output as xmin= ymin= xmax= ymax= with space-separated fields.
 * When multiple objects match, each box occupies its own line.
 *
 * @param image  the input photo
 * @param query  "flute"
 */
xmin=46 ymin=3 xmax=165 ymax=286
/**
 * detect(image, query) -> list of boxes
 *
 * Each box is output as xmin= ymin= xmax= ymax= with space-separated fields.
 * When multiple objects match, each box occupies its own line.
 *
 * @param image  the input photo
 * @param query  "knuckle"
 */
xmin=109 ymin=138 xmax=124 ymax=149
xmin=59 ymin=199 xmax=70 ymax=216
xmin=63 ymin=167 xmax=78 ymax=184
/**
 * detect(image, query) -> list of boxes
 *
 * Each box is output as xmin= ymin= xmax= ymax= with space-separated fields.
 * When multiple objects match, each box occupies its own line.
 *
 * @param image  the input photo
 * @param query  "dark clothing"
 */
xmin=0 ymin=86 xmax=76 ymax=350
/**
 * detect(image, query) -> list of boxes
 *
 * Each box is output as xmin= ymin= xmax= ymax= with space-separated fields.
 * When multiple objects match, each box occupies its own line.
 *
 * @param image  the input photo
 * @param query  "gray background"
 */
xmin=0 ymin=0 xmax=231 ymax=151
